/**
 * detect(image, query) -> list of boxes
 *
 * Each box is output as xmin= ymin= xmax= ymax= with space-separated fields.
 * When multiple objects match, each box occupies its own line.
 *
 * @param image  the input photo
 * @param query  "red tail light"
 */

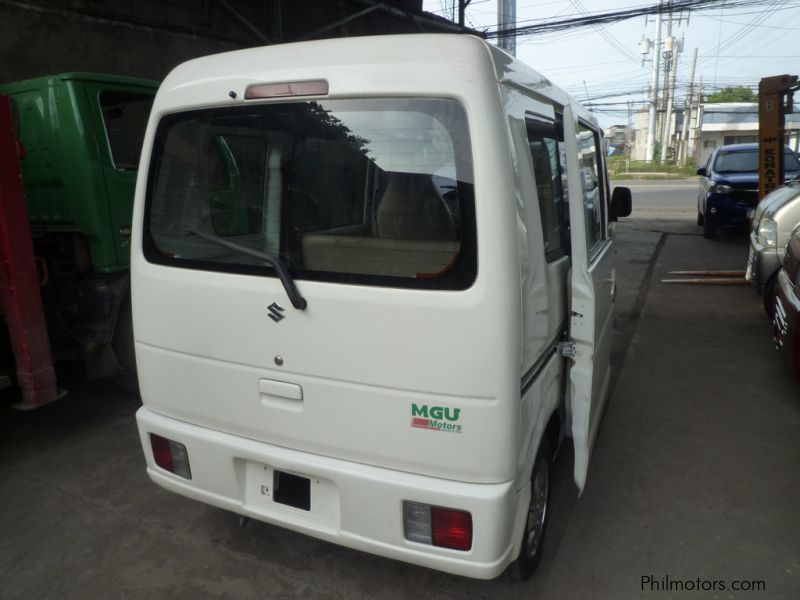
xmin=150 ymin=434 xmax=173 ymax=471
xmin=432 ymin=507 xmax=473 ymax=551
xmin=403 ymin=501 xmax=472 ymax=551
xmin=149 ymin=433 xmax=191 ymax=479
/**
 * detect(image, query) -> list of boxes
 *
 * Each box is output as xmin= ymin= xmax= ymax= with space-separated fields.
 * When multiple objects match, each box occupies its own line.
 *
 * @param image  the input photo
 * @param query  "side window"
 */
xmin=526 ymin=118 xmax=569 ymax=260
xmin=576 ymin=122 xmax=607 ymax=255
xmin=98 ymin=91 xmax=154 ymax=170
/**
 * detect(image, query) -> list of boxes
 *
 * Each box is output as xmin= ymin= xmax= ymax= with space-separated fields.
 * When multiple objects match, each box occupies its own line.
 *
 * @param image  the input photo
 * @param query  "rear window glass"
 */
xmin=144 ymin=98 xmax=476 ymax=290
xmin=99 ymin=91 xmax=154 ymax=170
xmin=714 ymin=149 xmax=800 ymax=173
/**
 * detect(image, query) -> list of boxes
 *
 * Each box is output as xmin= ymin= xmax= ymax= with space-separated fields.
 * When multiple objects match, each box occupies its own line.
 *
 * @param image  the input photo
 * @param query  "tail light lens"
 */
xmin=403 ymin=501 xmax=472 ymax=551
xmin=245 ymin=80 xmax=329 ymax=99
xmin=149 ymin=433 xmax=192 ymax=479
xmin=432 ymin=507 xmax=473 ymax=551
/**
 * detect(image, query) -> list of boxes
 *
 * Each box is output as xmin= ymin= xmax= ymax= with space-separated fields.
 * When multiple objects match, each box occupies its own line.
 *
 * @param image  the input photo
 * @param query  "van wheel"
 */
xmin=763 ymin=274 xmax=778 ymax=319
xmin=507 ymin=439 xmax=552 ymax=581
xmin=702 ymin=219 xmax=716 ymax=239
xmin=696 ymin=212 xmax=704 ymax=226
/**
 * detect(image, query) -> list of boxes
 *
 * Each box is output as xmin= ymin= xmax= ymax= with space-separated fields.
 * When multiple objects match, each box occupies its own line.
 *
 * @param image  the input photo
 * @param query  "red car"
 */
xmin=773 ymin=226 xmax=800 ymax=378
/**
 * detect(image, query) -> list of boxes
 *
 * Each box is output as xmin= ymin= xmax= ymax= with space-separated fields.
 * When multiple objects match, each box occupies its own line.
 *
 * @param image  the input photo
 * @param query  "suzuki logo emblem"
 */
xmin=267 ymin=302 xmax=285 ymax=323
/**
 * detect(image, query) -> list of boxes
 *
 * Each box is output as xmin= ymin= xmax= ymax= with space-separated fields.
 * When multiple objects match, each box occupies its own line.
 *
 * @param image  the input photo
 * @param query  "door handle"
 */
xmin=259 ymin=378 xmax=303 ymax=411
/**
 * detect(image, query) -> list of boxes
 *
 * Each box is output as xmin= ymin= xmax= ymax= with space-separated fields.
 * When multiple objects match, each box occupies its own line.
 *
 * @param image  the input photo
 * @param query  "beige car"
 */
xmin=746 ymin=180 xmax=800 ymax=316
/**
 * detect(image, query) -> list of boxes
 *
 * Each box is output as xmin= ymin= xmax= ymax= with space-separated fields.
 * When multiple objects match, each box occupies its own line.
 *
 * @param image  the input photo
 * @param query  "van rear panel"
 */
xmin=135 ymin=271 xmax=513 ymax=483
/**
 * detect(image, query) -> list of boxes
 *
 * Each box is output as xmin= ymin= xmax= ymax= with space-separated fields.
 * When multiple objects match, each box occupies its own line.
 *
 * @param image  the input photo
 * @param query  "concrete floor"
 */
xmin=1 ymin=181 xmax=798 ymax=599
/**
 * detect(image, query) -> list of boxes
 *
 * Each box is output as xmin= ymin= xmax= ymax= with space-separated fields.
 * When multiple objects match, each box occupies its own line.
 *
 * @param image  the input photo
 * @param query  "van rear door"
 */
xmin=135 ymin=96 xmax=517 ymax=484
xmin=564 ymin=112 xmax=615 ymax=492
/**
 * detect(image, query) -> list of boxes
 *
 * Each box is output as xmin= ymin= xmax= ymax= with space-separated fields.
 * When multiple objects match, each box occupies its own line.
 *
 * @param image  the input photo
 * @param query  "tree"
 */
xmin=705 ymin=86 xmax=757 ymax=103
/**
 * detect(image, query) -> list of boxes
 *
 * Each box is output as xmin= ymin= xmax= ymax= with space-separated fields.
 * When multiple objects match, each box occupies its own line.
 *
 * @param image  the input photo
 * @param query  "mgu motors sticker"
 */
xmin=411 ymin=403 xmax=463 ymax=433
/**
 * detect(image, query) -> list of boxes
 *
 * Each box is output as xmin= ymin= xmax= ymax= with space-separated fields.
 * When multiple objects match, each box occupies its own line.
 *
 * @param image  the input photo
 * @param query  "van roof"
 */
xmin=154 ymin=34 xmax=597 ymax=127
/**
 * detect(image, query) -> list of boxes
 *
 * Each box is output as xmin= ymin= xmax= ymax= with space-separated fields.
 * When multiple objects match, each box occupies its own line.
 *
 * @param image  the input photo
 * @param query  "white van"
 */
xmin=132 ymin=34 xmax=631 ymax=580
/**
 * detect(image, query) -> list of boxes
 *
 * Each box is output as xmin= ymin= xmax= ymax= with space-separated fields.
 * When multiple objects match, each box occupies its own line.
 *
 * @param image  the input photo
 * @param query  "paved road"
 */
xmin=1 ymin=180 xmax=797 ymax=599
xmin=616 ymin=178 xmax=699 ymax=217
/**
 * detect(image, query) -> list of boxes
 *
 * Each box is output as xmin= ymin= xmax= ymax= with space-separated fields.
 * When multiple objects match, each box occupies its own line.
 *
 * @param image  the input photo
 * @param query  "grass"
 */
xmin=607 ymin=156 xmax=698 ymax=179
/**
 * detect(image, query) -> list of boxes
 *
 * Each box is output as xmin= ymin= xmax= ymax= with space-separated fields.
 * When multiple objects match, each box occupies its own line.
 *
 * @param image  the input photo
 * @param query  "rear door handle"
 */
xmin=259 ymin=378 xmax=303 ymax=411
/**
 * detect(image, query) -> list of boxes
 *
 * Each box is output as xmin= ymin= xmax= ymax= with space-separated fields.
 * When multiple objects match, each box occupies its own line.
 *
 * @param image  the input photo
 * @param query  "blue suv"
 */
xmin=697 ymin=143 xmax=800 ymax=239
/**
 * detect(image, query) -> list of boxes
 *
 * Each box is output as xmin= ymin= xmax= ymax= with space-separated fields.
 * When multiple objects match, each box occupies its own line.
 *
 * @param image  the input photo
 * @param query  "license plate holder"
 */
xmin=273 ymin=470 xmax=311 ymax=511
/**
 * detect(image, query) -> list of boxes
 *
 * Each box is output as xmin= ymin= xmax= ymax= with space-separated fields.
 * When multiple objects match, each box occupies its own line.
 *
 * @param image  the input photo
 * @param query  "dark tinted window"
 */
xmin=144 ymin=98 xmax=476 ymax=290
xmin=526 ymin=120 xmax=569 ymax=260
xmin=577 ymin=123 xmax=607 ymax=254
xmin=714 ymin=149 xmax=799 ymax=173
xmin=99 ymin=91 xmax=154 ymax=170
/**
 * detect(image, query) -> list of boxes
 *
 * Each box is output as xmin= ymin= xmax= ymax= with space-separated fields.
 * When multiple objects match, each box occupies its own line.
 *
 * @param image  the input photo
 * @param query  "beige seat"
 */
xmin=375 ymin=172 xmax=456 ymax=241
xmin=302 ymin=172 xmax=459 ymax=277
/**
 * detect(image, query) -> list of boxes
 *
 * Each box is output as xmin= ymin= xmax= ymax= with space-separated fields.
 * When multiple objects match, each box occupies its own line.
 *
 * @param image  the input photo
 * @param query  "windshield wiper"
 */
xmin=186 ymin=228 xmax=307 ymax=310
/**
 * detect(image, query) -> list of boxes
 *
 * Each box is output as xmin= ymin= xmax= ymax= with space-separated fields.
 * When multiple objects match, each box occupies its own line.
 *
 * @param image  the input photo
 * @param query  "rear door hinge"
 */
xmin=558 ymin=340 xmax=577 ymax=358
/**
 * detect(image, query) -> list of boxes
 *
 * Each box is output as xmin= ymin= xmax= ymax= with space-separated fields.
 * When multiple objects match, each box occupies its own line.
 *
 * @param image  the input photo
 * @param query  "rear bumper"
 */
xmin=136 ymin=406 xmax=521 ymax=579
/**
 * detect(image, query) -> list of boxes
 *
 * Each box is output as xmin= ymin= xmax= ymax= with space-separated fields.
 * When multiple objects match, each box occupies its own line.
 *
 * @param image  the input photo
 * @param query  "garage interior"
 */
xmin=1 ymin=2 xmax=799 ymax=599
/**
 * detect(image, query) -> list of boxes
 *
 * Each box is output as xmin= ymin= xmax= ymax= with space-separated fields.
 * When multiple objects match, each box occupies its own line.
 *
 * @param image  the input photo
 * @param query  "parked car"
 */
xmin=697 ymin=143 xmax=800 ymax=239
xmin=746 ymin=180 xmax=800 ymax=315
xmin=772 ymin=225 xmax=800 ymax=378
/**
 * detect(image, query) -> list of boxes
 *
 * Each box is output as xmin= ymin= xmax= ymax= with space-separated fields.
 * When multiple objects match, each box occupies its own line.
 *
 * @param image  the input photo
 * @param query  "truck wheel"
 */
xmin=702 ymin=218 xmax=716 ymax=239
xmin=507 ymin=439 xmax=552 ymax=581
xmin=763 ymin=274 xmax=778 ymax=319
xmin=112 ymin=295 xmax=139 ymax=396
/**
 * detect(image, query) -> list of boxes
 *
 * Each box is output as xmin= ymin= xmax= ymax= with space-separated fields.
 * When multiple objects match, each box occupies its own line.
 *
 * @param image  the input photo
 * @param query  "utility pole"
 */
xmin=458 ymin=0 xmax=472 ymax=26
xmin=661 ymin=35 xmax=681 ymax=162
xmin=644 ymin=0 xmax=662 ymax=162
xmin=627 ymin=99 xmax=633 ymax=170
xmin=498 ymin=0 xmax=516 ymax=56
xmin=692 ymin=76 xmax=704 ymax=165
xmin=678 ymin=47 xmax=698 ymax=165
xmin=659 ymin=9 xmax=673 ymax=160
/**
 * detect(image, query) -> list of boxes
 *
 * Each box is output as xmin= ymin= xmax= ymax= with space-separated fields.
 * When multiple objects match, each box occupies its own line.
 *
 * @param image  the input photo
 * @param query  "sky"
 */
xmin=422 ymin=0 xmax=800 ymax=127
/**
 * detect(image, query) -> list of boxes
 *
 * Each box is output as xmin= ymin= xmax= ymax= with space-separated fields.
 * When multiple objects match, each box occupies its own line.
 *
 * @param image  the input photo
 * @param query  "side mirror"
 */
xmin=610 ymin=186 xmax=632 ymax=221
xmin=696 ymin=166 xmax=707 ymax=177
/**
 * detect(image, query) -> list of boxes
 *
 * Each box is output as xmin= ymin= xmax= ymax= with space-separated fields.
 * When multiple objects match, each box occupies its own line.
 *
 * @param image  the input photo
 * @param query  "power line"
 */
xmin=568 ymin=0 xmax=643 ymax=64
xmin=485 ymin=0 xmax=798 ymax=39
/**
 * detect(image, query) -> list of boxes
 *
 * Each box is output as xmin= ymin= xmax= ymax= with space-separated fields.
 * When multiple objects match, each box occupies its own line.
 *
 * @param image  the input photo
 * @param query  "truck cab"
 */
xmin=0 ymin=73 xmax=157 ymax=383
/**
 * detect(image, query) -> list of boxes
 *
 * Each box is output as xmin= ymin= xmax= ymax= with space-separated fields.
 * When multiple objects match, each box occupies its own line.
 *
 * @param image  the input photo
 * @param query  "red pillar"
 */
xmin=0 ymin=94 xmax=59 ymax=408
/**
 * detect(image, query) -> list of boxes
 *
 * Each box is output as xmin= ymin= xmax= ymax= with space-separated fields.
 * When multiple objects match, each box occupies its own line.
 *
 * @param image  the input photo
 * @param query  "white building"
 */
xmin=632 ymin=102 xmax=800 ymax=166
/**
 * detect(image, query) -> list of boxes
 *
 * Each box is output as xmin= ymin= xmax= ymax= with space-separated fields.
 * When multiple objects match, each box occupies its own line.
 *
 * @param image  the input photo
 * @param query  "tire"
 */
xmin=763 ymin=273 xmax=778 ymax=319
xmin=112 ymin=294 xmax=140 ymax=396
xmin=702 ymin=218 xmax=716 ymax=239
xmin=697 ymin=212 xmax=704 ymax=226
xmin=507 ymin=439 xmax=552 ymax=581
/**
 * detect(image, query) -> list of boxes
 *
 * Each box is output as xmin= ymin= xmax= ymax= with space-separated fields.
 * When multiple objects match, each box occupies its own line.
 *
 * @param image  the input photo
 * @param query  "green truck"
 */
xmin=0 ymin=73 xmax=158 ymax=399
